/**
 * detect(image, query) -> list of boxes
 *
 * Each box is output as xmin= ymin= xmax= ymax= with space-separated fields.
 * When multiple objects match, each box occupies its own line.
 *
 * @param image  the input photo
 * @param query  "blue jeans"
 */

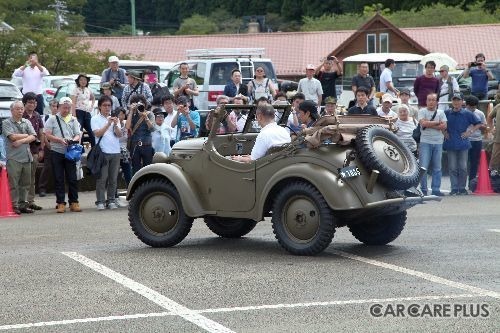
xmin=447 ymin=149 xmax=468 ymax=191
xmin=468 ymin=140 xmax=482 ymax=184
xmin=419 ymin=142 xmax=443 ymax=193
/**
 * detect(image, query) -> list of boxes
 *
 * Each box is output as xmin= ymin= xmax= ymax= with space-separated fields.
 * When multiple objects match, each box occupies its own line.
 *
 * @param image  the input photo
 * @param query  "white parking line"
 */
xmin=488 ymin=229 xmax=500 ymax=233
xmin=0 ymin=294 xmax=480 ymax=330
xmin=331 ymin=250 xmax=500 ymax=299
xmin=61 ymin=252 xmax=234 ymax=333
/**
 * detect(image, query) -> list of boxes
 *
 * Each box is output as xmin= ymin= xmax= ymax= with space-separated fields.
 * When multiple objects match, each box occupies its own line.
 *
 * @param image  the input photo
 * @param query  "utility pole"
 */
xmin=50 ymin=0 xmax=68 ymax=31
xmin=130 ymin=0 xmax=136 ymax=36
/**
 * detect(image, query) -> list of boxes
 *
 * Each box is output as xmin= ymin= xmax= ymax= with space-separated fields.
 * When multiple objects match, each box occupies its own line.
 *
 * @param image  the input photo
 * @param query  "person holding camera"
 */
xmin=91 ymin=96 xmax=122 ymax=210
xmin=170 ymin=96 xmax=200 ymax=142
xmin=315 ymin=55 xmax=343 ymax=105
xmin=122 ymin=70 xmax=153 ymax=109
xmin=173 ymin=63 xmax=199 ymax=110
xmin=100 ymin=56 xmax=127 ymax=103
xmin=2 ymin=101 xmax=37 ymax=214
xmin=44 ymin=97 xmax=82 ymax=213
xmin=12 ymin=51 xmax=49 ymax=115
xmin=462 ymin=53 xmax=494 ymax=100
xmin=125 ymin=94 xmax=155 ymax=174
xmin=22 ymin=92 xmax=44 ymax=211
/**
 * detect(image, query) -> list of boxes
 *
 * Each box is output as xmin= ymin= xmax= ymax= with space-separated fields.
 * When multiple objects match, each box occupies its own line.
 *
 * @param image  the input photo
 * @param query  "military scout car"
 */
xmin=127 ymin=104 xmax=439 ymax=255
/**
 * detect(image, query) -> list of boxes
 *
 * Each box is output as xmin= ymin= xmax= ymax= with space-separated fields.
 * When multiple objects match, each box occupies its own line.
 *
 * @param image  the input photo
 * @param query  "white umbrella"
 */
xmin=420 ymin=53 xmax=458 ymax=70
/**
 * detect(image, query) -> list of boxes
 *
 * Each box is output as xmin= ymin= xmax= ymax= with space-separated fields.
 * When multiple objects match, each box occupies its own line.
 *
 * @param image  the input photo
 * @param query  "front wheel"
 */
xmin=272 ymin=181 xmax=335 ymax=255
xmin=129 ymin=179 xmax=193 ymax=247
xmin=204 ymin=216 xmax=257 ymax=238
xmin=348 ymin=212 xmax=406 ymax=245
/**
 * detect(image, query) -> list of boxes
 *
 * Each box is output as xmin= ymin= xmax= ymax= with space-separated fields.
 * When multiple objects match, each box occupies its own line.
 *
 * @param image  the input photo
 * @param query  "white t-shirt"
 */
xmin=250 ymin=122 xmax=291 ymax=160
xmin=395 ymin=118 xmax=417 ymax=152
xmin=164 ymin=109 xmax=177 ymax=142
xmin=379 ymin=68 xmax=393 ymax=95
xmin=297 ymin=77 xmax=323 ymax=103
xmin=418 ymin=108 xmax=447 ymax=144
xmin=377 ymin=107 xmax=398 ymax=118
xmin=468 ymin=108 xmax=486 ymax=142
xmin=13 ymin=65 xmax=49 ymax=94
xmin=90 ymin=113 xmax=121 ymax=154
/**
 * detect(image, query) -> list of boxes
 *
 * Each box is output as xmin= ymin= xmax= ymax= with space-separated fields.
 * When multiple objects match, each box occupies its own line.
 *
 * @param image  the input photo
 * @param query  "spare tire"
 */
xmin=356 ymin=125 xmax=419 ymax=190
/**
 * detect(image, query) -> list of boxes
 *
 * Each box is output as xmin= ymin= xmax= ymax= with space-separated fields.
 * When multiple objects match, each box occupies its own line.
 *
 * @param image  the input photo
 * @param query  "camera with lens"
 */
xmin=137 ymin=102 xmax=145 ymax=112
xmin=66 ymin=139 xmax=79 ymax=145
xmin=110 ymin=109 xmax=119 ymax=118
xmin=34 ymin=139 xmax=41 ymax=145
xmin=470 ymin=62 xmax=480 ymax=67
xmin=112 ymin=78 xmax=121 ymax=86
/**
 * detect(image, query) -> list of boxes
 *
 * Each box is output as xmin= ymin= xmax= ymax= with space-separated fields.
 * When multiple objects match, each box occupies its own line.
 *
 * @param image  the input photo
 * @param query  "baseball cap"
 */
xmin=324 ymin=96 xmax=337 ymax=104
xmin=108 ymin=55 xmax=119 ymax=63
xmin=382 ymin=93 xmax=393 ymax=103
xmin=306 ymin=64 xmax=315 ymax=70
xmin=451 ymin=93 xmax=463 ymax=100
xmin=58 ymin=97 xmax=72 ymax=105
xmin=440 ymin=65 xmax=449 ymax=72
xmin=399 ymin=88 xmax=411 ymax=96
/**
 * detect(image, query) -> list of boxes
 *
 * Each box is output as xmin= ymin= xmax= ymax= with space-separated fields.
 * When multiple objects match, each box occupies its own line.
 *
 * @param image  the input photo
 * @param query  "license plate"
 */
xmin=339 ymin=165 xmax=361 ymax=179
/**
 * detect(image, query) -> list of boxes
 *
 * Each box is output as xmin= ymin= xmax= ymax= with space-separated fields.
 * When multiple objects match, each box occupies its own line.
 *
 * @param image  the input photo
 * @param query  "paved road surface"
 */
xmin=0 ymin=191 xmax=498 ymax=332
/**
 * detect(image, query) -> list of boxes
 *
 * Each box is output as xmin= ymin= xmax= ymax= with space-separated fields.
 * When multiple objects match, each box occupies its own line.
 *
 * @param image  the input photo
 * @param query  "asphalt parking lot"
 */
xmin=0 ymin=191 xmax=498 ymax=332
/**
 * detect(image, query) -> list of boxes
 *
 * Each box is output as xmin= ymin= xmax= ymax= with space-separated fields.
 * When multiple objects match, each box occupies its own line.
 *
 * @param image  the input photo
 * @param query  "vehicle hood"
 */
xmin=171 ymin=137 xmax=207 ymax=151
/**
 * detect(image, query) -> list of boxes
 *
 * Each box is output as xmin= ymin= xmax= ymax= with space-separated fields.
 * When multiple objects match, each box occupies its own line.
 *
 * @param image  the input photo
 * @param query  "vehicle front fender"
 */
xmin=258 ymin=163 xmax=364 ymax=213
xmin=126 ymin=163 xmax=206 ymax=217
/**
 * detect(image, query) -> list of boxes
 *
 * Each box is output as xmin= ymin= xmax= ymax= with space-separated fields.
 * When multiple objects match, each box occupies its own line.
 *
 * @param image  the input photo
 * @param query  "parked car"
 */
xmin=53 ymin=79 xmax=102 ymax=114
xmin=127 ymin=104 xmax=439 ymax=256
xmin=165 ymin=48 xmax=278 ymax=110
xmin=0 ymin=80 xmax=23 ymax=119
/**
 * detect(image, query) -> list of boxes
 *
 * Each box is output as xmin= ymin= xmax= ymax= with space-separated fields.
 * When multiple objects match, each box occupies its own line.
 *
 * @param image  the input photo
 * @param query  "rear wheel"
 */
xmin=348 ymin=212 xmax=406 ymax=245
xmin=129 ymin=179 xmax=193 ymax=247
xmin=204 ymin=216 xmax=257 ymax=238
xmin=272 ymin=181 xmax=335 ymax=255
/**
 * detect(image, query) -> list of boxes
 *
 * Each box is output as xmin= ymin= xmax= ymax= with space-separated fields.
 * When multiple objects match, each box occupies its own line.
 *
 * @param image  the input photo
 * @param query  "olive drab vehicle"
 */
xmin=127 ymin=104 xmax=441 ymax=255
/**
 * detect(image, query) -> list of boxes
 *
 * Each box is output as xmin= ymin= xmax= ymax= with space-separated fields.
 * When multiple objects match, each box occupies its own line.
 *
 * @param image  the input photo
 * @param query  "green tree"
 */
xmin=177 ymin=14 xmax=218 ymax=35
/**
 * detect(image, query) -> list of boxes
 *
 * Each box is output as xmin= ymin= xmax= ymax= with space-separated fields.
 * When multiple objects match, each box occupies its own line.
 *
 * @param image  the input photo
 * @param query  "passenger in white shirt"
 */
xmin=377 ymin=94 xmax=398 ymax=120
xmin=90 ymin=95 xmax=122 ymax=210
xmin=12 ymin=52 xmax=49 ymax=115
xmin=232 ymin=105 xmax=291 ymax=162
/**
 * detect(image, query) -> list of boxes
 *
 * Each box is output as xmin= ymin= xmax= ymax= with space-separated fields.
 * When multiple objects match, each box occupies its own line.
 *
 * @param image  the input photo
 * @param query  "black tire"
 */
xmin=272 ymin=181 xmax=335 ymax=255
xmin=204 ymin=216 xmax=257 ymax=238
xmin=348 ymin=212 xmax=406 ymax=245
xmin=356 ymin=125 xmax=420 ymax=190
xmin=129 ymin=179 xmax=193 ymax=247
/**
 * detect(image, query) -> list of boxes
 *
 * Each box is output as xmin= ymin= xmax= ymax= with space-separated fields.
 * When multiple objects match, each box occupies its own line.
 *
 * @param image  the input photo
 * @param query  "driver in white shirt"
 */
xmin=232 ymin=105 xmax=290 ymax=162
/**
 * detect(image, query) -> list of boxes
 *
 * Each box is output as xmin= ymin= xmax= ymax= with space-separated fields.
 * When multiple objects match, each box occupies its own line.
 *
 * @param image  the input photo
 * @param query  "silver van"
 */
xmin=165 ymin=48 xmax=277 ymax=110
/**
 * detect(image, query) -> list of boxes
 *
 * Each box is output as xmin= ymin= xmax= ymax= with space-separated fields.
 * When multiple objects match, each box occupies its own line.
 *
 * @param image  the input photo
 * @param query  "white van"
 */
xmin=165 ymin=48 xmax=277 ymax=110
xmin=339 ymin=53 xmax=423 ymax=107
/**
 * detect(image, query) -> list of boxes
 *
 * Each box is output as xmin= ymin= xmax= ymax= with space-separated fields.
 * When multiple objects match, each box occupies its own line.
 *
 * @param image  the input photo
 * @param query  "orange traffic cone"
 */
xmin=473 ymin=150 xmax=495 ymax=195
xmin=0 ymin=168 xmax=19 ymax=218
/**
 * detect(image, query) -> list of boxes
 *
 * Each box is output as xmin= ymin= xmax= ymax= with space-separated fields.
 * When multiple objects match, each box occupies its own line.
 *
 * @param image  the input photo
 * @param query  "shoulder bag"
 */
xmin=55 ymin=116 xmax=83 ymax=162
xmin=413 ymin=110 xmax=437 ymax=143
xmin=126 ymin=116 xmax=145 ymax=151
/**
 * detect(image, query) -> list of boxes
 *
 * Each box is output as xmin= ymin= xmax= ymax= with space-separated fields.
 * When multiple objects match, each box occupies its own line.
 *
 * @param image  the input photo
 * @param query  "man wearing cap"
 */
xmin=12 ymin=51 xmax=49 ymax=115
xmin=377 ymin=94 xmax=398 ymax=120
xmin=297 ymin=101 xmax=319 ymax=129
xmin=323 ymin=97 xmax=337 ymax=116
xmin=170 ymin=96 xmax=200 ymax=142
xmin=101 ymin=56 xmax=127 ymax=103
xmin=418 ymin=93 xmax=447 ymax=196
xmin=352 ymin=62 xmax=376 ymax=106
xmin=392 ymin=88 xmax=418 ymax=119
xmin=315 ymin=56 xmax=343 ymax=104
xmin=438 ymin=65 xmax=459 ymax=111
xmin=44 ymin=97 xmax=82 ymax=213
xmin=464 ymin=95 xmax=487 ymax=187
xmin=347 ymin=87 xmax=377 ymax=116
xmin=121 ymin=70 xmax=153 ymax=108
xmin=443 ymin=93 xmax=482 ymax=195
xmin=2 ymin=101 xmax=37 ymax=214
xmin=297 ymin=64 xmax=323 ymax=106
xmin=232 ymin=105 xmax=290 ymax=163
